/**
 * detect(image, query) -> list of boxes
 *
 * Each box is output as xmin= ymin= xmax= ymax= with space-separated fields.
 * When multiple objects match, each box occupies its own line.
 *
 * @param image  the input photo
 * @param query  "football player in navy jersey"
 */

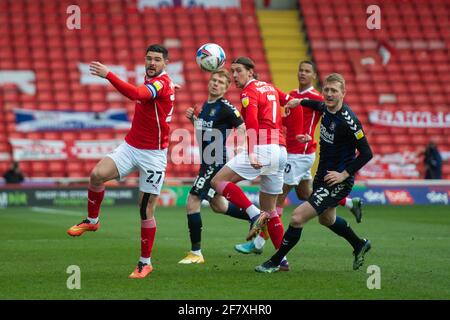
xmin=179 ymin=69 xmax=247 ymax=264
xmin=256 ymin=73 xmax=373 ymax=273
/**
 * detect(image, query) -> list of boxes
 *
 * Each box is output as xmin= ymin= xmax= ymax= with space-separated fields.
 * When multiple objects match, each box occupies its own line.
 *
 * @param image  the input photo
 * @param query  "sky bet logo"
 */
xmin=385 ymin=190 xmax=414 ymax=204
xmin=363 ymin=190 xmax=386 ymax=204
xmin=426 ymin=191 xmax=448 ymax=204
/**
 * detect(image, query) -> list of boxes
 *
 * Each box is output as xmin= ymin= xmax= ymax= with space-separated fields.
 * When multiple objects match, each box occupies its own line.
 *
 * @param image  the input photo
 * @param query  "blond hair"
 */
xmin=211 ymin=69 xmax=231 ymax=87
xmin=324 ymin=73 xmax=345 ymax=92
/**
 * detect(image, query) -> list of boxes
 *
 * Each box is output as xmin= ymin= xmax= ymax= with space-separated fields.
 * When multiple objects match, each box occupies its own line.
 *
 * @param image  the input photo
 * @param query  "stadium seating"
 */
xmin=299 ymin=0 xmax=450 ymax=179
xmin=0 ymin=0 xmax=266 ymax=180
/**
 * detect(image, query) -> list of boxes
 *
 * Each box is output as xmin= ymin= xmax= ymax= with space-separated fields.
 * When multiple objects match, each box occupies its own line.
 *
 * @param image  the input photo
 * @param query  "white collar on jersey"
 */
xmin=145 ymin=70 xmax=167 ymax=82
xmin=297 ymin=86 xmax=315 ymax=95
xmin=243 ymin=78 xmax=257 ymax=89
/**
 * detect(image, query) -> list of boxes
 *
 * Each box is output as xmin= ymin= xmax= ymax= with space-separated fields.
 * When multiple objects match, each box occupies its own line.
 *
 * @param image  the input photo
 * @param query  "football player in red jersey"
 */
xmin=67 ymin=44 xmax=175 ymax=279
xmin=211 ymin=57 xmax=305 ymax=268
xmin=235 ymin=61 xmax=364 ymax=266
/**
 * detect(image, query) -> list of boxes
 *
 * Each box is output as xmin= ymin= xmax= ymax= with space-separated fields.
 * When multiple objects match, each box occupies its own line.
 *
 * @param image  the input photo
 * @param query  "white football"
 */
xmin=196 ymin=43 xmax=226 ymax=72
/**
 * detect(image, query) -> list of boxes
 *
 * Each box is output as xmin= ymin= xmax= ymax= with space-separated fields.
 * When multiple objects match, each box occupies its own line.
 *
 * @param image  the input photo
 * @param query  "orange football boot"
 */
xmin=246 ymin=211 xmax=270 ymax=241
xmin=129 ymin=262 xmax=153 ymax=279
xmin=67 ymin=219 xmax=99 ymax=237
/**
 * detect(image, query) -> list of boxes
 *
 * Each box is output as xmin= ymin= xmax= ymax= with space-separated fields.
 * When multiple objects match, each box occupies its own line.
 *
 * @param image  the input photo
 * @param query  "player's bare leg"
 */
xmin=319 ymin=207 xmax=371 ymax=270
xmin=209 ymin=194 xmax=228 ymax=214
xmin=178 ymin=194 xmax=205 ymax=264
xmin=295 ymin=179 xmax=313 ymax=201
xmin=129 ymin=192 xmax=158 ymax=278
xmin=67 ymin=157 xmax=119 ymax=237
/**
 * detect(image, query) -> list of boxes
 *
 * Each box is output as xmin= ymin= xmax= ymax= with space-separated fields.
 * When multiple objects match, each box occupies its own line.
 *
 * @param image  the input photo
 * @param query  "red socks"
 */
xmin=87 ymin=184 xmax=105 ymax=219
xmin=216 ymin=182 xmax=285 ymax=248
xmin=276 ymin=206 xmax=283 ymax=217
xmin=267 ymin=211 xmax=284 ymax=249
xmin=217 ymin=181 xmax=253 ymax=210
xmin=141 ymin=218 xmax=156 ymax=259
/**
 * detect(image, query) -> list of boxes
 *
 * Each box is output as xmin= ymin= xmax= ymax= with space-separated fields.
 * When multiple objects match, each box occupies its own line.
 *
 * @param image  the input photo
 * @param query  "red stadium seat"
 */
xmin=299 ymin=0 xmax=448 ymax=177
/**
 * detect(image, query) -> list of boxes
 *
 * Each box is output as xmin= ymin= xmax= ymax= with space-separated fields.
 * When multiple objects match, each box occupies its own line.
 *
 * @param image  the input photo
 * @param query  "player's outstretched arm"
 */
xmin=89 ymin=61 xmax=153 ymax=101
xmin=90 ymin=61 xmax=110 ymax=78
xmin=285 ymin=98 xmax=302 ymax=109
xmin=299 ymin=99 xmax=326 ymax=112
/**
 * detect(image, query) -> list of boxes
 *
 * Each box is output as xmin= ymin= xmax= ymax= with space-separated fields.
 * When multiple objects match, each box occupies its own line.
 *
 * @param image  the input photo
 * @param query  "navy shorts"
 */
xmin=307 ymin=178 xmax=353 ymax=215
xmin=189 ymin=164 xmax=223 ymax=202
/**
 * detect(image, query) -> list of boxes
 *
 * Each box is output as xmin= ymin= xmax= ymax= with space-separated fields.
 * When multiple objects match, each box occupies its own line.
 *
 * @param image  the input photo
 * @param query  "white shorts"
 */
xmin=226 ymin=144 xmax=287 ymax=194
xmin=283 ymin=152 xmax=316 ymax=186
xmin=106 ymin=142 xmax=168 ymax=195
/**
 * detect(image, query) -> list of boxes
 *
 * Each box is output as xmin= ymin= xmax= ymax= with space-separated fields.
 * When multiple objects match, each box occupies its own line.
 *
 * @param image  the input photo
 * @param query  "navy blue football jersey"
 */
xmin=195 ymin=98 xmax=243 ymax=165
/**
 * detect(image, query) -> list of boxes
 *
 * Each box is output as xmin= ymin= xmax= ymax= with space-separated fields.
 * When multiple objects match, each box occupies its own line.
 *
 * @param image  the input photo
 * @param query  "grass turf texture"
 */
xmin=0 ymin=205 xmax=449 ymax=299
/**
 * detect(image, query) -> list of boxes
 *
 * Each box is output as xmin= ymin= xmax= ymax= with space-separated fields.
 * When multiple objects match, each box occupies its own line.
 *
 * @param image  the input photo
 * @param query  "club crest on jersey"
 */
xmin=241 ymin=97 xmax=249 ymax=108
xmin=209 ymin=108 xmax=217 ymax=117
xmin=329 ymin=121 xmax=336 ymax=131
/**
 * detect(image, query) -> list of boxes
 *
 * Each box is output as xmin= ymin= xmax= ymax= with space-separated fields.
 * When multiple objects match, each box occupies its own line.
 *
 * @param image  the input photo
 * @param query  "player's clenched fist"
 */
xmin=185 ymin=105 xmax=198 ymax=121
xmin=249 ymin=153 xmax=263 ymax=169
xmin=89 ymin=61 xmax=109 ymax=78
xmin=296 ymin=134 xmax=312 ymax=143
xmin=286 ymin=98 xmax=303 ymax=109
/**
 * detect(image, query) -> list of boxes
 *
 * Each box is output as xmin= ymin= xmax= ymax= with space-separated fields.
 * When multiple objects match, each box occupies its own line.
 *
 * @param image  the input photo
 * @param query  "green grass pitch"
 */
xmin=0 ymin=204 xmax=449 ymax=299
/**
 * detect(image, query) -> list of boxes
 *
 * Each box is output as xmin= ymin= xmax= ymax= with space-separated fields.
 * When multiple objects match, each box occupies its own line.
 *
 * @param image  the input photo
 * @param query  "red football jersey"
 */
xmin=125 ymin=72 xmax=175 ymax=150
xmin=240 ymin=79 xmax=286 ymax=154
xmin=279 ymin=86 xmax=323 ymax=154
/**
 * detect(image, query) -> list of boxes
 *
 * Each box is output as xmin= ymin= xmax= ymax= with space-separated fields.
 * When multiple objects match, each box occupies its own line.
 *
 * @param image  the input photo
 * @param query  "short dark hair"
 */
xmin=146 ymin=44 xmax=169 ymax=60
xmin=299 ymin=60 xmax=317 ymax=73
xmin=231 ymin=56 xmax=258 ymax=79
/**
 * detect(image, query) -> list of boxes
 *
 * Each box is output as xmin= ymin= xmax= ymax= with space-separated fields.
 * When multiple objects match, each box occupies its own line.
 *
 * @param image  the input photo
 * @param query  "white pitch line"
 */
xmin=31 ymin=207 xmax=85 ymax=216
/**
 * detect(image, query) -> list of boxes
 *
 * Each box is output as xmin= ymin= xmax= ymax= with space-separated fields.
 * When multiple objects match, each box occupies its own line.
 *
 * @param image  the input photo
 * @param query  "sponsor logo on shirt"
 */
xmin=320 ymin=124 xmax=335 ymax=144
xmin=255 ymin=85 xmax=274 ymax=94
xmin=196 ymin=118 xmax=214 ymax=129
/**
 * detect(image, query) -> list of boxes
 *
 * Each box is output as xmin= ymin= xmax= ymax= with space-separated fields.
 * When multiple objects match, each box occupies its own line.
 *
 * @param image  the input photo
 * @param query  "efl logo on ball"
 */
xmin=196 ymin=43 xmax=226 ymax=72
